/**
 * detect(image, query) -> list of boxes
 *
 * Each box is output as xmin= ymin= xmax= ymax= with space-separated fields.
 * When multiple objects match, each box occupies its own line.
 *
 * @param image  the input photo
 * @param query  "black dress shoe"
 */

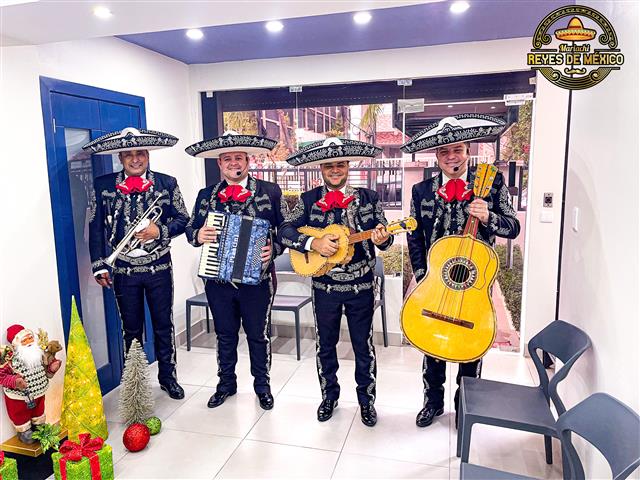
xmin=257 ymin=392 xmax=274 ymax=410
xmin=317 ymin=399 xmax=338 ymax=422
xmin=160 ymin=381 xmax=185 ymax=400
xmin=360 ymin=404 xmax=377 ymax=427
xmin=207 ymin=391 xmax=236 ymax=408
xmin=416 ymin=406 xmax=444 ymax=427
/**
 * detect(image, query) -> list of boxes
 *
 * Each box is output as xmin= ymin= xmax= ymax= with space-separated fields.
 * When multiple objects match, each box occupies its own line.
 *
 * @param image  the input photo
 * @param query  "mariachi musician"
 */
xmin=86 ymin=127 xmax=190 ymax=400
xmin=278 ymin=138 xmax=392 ymax=427
xmin=184 ymin=131 xmax=285 ymax=411
xmin=402 ymin=114 xmax=521 ymax=428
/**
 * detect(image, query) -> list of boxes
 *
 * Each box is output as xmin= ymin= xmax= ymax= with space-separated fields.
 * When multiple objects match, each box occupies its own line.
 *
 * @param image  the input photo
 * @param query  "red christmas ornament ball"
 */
xmin=123 ymin=423 xmax=151 ymax=452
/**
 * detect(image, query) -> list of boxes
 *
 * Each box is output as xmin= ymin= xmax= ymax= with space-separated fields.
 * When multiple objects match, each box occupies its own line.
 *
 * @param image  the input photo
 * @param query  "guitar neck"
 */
xmin=462 ymin=214 xmax=481 ymax=238
xmin=347 ymin=229 xmax=376 ymax=244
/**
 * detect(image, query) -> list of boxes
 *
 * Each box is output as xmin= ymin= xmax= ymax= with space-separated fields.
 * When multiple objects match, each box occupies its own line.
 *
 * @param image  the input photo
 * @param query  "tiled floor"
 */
xmin=100 ymin=335 xmax=563 ymax=479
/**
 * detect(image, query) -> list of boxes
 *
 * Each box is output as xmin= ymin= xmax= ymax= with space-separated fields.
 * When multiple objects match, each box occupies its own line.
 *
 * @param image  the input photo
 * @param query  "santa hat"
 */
xmin=7 ymin=324 xmax=27 ymax=345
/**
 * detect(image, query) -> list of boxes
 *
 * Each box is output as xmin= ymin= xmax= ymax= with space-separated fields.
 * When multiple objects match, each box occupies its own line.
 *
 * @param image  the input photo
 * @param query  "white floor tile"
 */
xmin=279 ymin=358 xmax=359 ymax=403
xmin=115 ymin=429 xmax=241 ymax=479
xmin=175 ymin=350 xmax=218 ymax=386
xmin=215 ymin=439 xmax=339 ymax=479
xmin=247 ymin=394 xmax=357 ymax=451
xmin=163 ymin=386 xmax=265 ymax=437
xmin=374 ymin=345 xmax=424 ymax=372
xmin=481 ymin=350 xmax=536 ymax=386
xmin=106 ymin=421 xmax=130 ymax=464
xmin=375 ymin=367 xmax=427 ymax=410
xmin=333 ymin=453 xmax=450 ymax=479
xmin=204 ymin=355 xmax=301 ymax=394
xmin=343 ymin=405 xmax=450 ymax=467
xmin=102 ymin=383 xmax=201 ymax=423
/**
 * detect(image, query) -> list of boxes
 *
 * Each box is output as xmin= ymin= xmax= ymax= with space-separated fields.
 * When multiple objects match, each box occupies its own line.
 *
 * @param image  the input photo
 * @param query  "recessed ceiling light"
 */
xmin=266 ymin=21 xmax=284 ymax=33
xmin=491 ymin=106 xmax=496 ymax=109
xmin=450 ymin=1 xmax=470 ymax=14
xmin=186 ymin=29 xmax=204 ymax=40
xmin=93 ymin=6 xmax=112 ymax=19
xmin=353 ymin=11 xmax=372 ymax=25
xmin=447 ymin=105 xmax=453 ymax=108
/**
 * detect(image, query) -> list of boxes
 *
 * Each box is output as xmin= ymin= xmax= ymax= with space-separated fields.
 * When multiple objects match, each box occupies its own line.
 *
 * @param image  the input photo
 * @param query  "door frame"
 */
xmin=40 ymin=76 xmax=147 ymax=391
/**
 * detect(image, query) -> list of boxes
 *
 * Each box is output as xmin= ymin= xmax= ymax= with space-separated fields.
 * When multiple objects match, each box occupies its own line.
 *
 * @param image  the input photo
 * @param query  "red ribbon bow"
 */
xmin=316 ymin=190 xmax=355 ymax=213
xmin=437 ymin=178 xmax=473 ymax=203
xmin=218 ymin=184 xmax=251 ymax=203
xmin=58 ymin=434 xmax=104 ymax=480
xmin=116 ymin=176 xmax=153 ymax=195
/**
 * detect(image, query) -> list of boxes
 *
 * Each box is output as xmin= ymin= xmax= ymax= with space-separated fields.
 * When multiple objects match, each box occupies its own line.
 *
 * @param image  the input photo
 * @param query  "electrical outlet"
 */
xmin=543 ymin=192 xmax=553 ymax=208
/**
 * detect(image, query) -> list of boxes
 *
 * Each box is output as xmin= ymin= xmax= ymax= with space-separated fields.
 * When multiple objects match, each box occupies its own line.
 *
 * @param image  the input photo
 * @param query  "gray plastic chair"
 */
xmin=185 ymin=292 xmax=211 ymax=351
xmin=460 ymin=463 xmax=535 ymax=479
xmin=272 ymin=252 xmax=312 ymax=360
xmin=457 ymin=320 xmax=591 ymax=478
xmin=558 ymin=392 xmax=640 ymax=480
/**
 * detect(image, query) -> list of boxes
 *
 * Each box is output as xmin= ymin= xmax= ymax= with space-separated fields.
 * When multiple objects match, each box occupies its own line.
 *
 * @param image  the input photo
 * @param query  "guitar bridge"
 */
xmin=421 ymin=309 xmax=474 ymax=329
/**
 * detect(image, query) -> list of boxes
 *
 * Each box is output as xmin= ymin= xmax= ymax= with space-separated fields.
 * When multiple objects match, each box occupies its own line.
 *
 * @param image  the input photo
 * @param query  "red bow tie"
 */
xmin=218 ymin=184 xmax=251 ymax=203
xmin=316 ymin=190 xmax=355 ymax=213
xmin=437 ymin=178 xmax=473 ymax=203
xmin=116 ymin=176 xmax=153 ymax=195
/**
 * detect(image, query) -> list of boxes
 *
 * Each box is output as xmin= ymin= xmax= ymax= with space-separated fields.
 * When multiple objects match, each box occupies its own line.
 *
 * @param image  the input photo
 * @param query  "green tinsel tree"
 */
xmin=119 ymin=339 xmax=154 ymax=426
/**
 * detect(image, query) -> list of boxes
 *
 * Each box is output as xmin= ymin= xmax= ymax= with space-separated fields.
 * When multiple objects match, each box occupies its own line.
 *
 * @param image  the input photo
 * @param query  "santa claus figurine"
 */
xmin=0 ymin=325 xmax=61 ymax=444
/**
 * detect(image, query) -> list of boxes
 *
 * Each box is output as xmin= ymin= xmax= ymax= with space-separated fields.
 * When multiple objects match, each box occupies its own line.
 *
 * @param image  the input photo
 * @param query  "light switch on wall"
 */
xmin=540 ymin=210 xmax=554 ymax=223
xmin=572 ymin=207 xmax=580 ymax=232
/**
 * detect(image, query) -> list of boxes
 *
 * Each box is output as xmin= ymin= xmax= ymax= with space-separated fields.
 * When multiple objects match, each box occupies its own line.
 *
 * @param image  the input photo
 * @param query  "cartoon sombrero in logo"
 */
xmin=285 ymin=137 xmax=382 ymax=167
xmin=554 ymin=17 xmax=597 ymax=42
xmin=184 ymin=130 xmax=277 ymax=158
xmin=401 ymin=114 xmax=507 ymax=154
xmin=82 ymin=127 xmax=178 ymax=155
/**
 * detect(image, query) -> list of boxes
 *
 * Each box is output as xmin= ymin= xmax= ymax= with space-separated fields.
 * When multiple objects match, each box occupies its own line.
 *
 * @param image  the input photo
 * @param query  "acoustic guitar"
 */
xmin=290 ymin=218 xmax=417 ymax=277
xmin=401 ymin=164 xmax=500 ymax=363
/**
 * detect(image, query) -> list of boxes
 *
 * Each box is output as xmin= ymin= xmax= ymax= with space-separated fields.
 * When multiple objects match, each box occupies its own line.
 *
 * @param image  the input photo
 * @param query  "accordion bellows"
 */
xmin=198 ymin=212 xmax=270 ymax=285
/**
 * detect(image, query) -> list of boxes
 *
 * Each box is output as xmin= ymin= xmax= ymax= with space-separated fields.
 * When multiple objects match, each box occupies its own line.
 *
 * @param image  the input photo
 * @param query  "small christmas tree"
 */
xmin=61 ymin=297 xmax=109 ymax=441
xmin=119 ymin=339 xmax=154 ymax=426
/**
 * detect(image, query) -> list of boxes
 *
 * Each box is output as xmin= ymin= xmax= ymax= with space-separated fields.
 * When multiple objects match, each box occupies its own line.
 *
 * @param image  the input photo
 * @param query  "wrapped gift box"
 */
xmin=52 ymin=434 xmax=113 ymax=480
xmin=0 ymin=452 xmax=19 ymax=480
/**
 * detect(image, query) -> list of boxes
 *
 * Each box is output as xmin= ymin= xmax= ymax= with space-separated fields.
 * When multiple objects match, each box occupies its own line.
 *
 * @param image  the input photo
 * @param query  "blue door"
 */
xmin=41 ymin=77 xmax=156 ymax=394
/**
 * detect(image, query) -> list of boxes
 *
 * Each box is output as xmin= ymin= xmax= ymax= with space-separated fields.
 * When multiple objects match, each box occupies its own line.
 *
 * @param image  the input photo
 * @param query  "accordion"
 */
xmin=198 ymin=211 xmax=271 ymax=285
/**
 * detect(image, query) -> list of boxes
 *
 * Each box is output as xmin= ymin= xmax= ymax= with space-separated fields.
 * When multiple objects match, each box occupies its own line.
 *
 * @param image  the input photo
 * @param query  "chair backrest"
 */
xmin=557 ymin=392 xmax=640 ymax=480
xmin=274 ymin=251 xmax=294 ymax=273
xmin=527 ymin=320 xmax=591 ymax=415
xmin=374 ymin=256 xmax=385 ymax=299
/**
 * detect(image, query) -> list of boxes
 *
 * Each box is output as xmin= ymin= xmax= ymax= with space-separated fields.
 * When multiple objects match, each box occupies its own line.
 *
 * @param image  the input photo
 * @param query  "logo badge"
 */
xmin=528 ymin=5 xmax=624 ymax=90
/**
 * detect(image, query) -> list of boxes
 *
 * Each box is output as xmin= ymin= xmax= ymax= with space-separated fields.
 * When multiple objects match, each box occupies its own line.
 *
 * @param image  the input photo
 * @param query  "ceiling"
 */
xmin=2 ymin=1 xmax=571 ymax=65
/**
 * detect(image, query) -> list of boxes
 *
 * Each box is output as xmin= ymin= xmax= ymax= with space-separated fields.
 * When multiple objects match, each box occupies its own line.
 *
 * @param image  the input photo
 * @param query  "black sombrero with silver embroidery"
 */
xmin=82 ymin=127 xmax=178 ymax=155
xmin=185 ymin=130 xmax=277 ymax=158
xmin=286 ymin=137 xmax=382 ymax=167
xmin=401 ymin=114 xmax=507 ymax=154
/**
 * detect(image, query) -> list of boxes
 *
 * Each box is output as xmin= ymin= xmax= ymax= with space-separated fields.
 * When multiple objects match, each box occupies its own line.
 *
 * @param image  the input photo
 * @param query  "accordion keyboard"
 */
xmin=198 ymin=211 xmax=227 ymax=278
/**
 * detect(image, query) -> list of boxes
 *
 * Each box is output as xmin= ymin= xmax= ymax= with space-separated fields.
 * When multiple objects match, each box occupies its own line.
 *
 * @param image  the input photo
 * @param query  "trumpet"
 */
xmin=105 ymin=194 xmax=164 ymax=267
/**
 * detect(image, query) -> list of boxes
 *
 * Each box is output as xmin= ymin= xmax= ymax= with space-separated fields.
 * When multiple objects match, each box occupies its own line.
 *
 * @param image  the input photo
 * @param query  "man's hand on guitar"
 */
xmin=197 ymin=226 xmax=217 ymax=244
xmin=468 ymin=199 xmax=490 ymax=224
xmin=311 ymin=234 xmax=339 ymax=257
xmin=371 ymin=224 xmax=390 ymax=246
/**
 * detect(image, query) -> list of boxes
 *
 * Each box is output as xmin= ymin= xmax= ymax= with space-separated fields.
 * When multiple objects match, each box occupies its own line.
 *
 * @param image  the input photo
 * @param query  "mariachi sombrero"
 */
xmin=82 ymin=127 xmax=178 ymax=155
xmin=554 ymin=17 xmax=597 ymax=42
xmin=401 ymin=114 xmax=507 ymax=154
xmin=286 ymin=137 xmax=382 ymax=167
xmin=185 ymin=130 xmax=277 ymax=158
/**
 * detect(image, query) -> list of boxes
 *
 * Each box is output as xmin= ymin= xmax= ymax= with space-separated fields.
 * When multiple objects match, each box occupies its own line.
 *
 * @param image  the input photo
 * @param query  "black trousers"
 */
xmin=312 ymin=287 xmax=376 ymax=406
xmin=113 ymin=267 xmax=177 ymax=385
xmin=422 ymin=354 xmax=483 ymax=412
xmin=205 ymin=280 xmax=273 ymax=394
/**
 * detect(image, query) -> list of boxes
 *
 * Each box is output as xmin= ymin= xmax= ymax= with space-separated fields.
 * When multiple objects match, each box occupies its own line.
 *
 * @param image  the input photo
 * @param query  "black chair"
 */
xmin=457 ymin=320 xmax=592 ymax=479
xmin=272 ymin=252 xmax=312 ymax=360
xmin=185 ymin=291 xmax=211 ymax=351
xmin=373 ymin=256 xmax=389 ymax=347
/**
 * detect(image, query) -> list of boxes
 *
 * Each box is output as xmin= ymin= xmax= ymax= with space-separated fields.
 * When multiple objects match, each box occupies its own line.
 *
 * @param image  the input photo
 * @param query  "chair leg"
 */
xmin=459 ymin=419 xmax=474 ymax=463
xmin=186 ymin=304 xmax=192 ymax=352
xmin=206 ymin=307 xmax=211 ymax=334
xmin=457 ymin=405 xmax=465 ymax=457
xmin=295 ymin=311 xmax=301 ymax=361
xmin=561 ymin=441 xmax=570 ymax=480
xmin=381 ymin=302 xmax=388 ymax=347
xmin=544 ymin=435 xmax=553 ymax=464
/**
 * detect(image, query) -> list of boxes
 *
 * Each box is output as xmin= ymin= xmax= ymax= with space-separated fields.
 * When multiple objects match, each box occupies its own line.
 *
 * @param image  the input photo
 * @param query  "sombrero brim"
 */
xmin=402 ymin=114 xmax=506 ymax=154
xmin=82 ymin=129 xmax=178 ymax=155
xmin=185 ymin=135 xmax=277 ymax=158
xmin=286 ymin=140 xmax=382 ymax=167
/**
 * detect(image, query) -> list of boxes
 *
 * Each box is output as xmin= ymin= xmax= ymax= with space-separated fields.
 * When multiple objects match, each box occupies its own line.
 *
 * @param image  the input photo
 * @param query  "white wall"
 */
xmin=558 ymin=2 xmax=639 ymax=478
xmin=0 ymin=37 xmax=202 ymax=442
xmin=190 ymin=37 xmax=569 ymax=349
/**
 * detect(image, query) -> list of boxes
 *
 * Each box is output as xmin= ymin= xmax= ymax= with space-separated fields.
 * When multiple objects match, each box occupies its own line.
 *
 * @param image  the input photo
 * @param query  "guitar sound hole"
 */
xmin=441 ymin=257 xmax=478 ymax=291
